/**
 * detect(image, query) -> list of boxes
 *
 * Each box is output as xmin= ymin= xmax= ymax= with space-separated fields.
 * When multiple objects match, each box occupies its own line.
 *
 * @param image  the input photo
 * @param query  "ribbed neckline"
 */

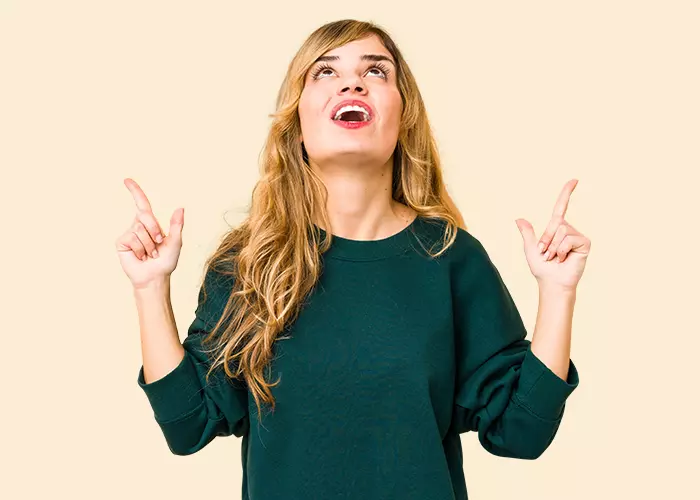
xmin=314 ymin=215 xmax=424 ymax=262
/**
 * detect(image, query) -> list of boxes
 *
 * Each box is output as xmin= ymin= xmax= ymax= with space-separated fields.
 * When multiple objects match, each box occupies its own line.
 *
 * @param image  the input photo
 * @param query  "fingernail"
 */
xmin=538 ymin=243 xmax=545 ymax=253
xmin=152 ymin=249 xmax=159 ymax=258
xmin=156 ymin=234 xmax=163 ymax=243
xmin=543 ymin=251 xmax=550 ymax=260
xmin=141 ymin=255 xmax=147 ymax=261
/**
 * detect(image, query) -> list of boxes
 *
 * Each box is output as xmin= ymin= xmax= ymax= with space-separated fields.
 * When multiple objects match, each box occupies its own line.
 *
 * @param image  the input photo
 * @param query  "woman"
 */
xmin=117 ymin=19 xmax=588 ymax=500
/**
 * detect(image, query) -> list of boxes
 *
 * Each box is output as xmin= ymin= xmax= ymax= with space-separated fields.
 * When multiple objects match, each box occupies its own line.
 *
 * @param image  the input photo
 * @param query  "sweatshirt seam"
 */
xmin=154 ymin=398 xmax=206 ymax=425
xmin=509 ymin=393 xmax=563 ymax=423
xmin=520 ymin=369 xmax=545 ymax=399
xmin=324 ymin=246 xmax=414 ymax=262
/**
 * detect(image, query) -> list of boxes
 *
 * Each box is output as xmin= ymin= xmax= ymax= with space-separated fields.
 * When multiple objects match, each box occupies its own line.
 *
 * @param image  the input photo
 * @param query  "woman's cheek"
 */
xmin=386 ymin=101 xmax=402 ymax=133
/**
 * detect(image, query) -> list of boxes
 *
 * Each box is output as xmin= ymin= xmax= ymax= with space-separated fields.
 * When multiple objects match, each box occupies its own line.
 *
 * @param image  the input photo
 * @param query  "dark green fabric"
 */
xmin=138 ymin=215 xmax=579 ymax=499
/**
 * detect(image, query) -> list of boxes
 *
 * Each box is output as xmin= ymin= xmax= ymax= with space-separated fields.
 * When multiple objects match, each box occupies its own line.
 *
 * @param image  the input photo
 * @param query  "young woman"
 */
xmin=117 ymin=19 xmax=589 ymax=500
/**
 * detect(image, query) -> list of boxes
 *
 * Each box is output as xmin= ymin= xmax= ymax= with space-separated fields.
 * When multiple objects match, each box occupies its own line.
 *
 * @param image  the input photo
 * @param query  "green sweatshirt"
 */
xmin=137 ymin=215 xmax=579 ymax=499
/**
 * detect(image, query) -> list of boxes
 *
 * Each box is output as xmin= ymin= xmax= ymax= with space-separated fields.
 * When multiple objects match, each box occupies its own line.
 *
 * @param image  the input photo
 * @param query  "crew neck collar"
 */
xmin=313 ymin=215 xmax=424 ymax=262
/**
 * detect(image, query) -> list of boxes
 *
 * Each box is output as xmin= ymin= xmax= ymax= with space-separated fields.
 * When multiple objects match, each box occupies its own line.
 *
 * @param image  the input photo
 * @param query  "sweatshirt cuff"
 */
xmin=137 ymin=351 xmax=204 ymax=423
xmin=513 ymin=346 xmax=579 ymax=421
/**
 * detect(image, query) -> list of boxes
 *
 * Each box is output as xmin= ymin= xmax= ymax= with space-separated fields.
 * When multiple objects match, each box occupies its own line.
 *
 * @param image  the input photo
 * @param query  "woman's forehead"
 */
xmin=319 ymin=35 xmax=392 ymax=61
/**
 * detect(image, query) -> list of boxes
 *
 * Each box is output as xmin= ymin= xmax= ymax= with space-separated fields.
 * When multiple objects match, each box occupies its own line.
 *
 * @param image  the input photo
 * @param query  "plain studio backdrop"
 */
xmin=1 ymin=1 xmax=697 ymax=499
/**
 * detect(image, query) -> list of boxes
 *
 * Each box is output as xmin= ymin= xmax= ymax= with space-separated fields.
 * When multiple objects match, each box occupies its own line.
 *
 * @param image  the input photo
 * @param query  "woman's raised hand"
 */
xmin=115 ymin=178 xmax=185 ymax=289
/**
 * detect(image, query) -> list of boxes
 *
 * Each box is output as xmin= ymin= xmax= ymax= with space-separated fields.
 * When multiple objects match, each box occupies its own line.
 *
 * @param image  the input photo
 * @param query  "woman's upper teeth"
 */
xmin=334 ymin=105 xmax=370 ymax=120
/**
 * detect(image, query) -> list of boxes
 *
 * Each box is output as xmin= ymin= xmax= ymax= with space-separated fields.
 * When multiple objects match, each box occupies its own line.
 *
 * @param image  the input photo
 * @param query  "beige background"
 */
xmin=2 ymin=1 xmax=698 ymax=498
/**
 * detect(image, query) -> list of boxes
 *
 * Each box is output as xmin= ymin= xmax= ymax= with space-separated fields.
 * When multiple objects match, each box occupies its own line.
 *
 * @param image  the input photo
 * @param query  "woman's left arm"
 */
xmin=451 ymin=178 xmax=590 ymax=459
xmin=530 ymin=286 xmax=576 ymax=382
xmin=515 ymin=178 xmax=592 ymax=381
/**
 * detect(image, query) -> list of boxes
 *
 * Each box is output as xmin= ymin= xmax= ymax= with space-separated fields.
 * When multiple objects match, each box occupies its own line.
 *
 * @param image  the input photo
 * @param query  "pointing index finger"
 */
xmin=124 ymin=178 xmax=153 ymax=213
xmin=551 ymin=178 xmax=578 ymax=219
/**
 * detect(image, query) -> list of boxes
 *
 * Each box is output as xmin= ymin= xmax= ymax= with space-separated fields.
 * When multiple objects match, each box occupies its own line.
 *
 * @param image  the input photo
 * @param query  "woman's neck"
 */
xmin=310 ymin=158 xmax=417 ymax=240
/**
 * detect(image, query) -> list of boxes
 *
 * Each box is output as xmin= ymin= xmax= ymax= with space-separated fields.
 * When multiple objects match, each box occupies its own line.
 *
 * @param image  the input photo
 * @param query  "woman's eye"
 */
xmin=311 ymin=64 xmax=389 ymax=81
xmin=311 ymin=66 xmax=334 ymax=80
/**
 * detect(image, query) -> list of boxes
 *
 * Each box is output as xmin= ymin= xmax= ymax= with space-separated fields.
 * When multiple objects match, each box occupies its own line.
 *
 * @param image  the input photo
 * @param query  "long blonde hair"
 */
xmin=198 ymin=19 xmax=467 ymax=421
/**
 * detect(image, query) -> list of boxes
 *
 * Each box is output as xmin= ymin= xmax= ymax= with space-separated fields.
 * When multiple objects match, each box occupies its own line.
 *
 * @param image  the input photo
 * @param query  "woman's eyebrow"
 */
xmin=314 ymin=54 xmax=396 ymax=66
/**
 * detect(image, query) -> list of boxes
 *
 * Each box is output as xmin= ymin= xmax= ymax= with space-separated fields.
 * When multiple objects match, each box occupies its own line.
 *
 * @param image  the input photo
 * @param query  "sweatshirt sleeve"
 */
xmin=137 ymin=265 xmax=249 ymax=456
xmin=450 ymin=231 xmax=579 ymax=460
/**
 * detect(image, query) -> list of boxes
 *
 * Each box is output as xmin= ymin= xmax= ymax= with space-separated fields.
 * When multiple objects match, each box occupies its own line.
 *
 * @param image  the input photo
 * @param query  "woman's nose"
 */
xmin=337 ymin=76 xmax=367 ymax=95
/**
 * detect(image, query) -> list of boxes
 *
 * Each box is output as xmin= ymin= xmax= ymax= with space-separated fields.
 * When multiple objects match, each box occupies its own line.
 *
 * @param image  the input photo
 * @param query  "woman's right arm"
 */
xmin=134 ymin=278 xmax=185 ymax=386
xmin=117 ymin=178 xmax=248 ymax=455
xmin=134 ymin=273 xmax=249 ymax=455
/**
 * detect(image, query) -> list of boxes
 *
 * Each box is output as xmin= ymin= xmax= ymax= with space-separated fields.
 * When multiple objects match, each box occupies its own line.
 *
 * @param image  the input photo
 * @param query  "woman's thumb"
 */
xmin=515 ymin=218 xmax=537 ymax=251
xmin=169 ymin=207 xmax=185 ymax=243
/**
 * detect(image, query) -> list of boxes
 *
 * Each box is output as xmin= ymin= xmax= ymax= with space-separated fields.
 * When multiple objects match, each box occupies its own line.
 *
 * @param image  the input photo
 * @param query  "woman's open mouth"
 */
xmin=330 ymin=101 xmax=373 ymax=129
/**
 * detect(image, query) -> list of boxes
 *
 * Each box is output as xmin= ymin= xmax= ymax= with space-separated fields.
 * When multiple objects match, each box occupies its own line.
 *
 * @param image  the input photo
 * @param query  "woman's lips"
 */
xmin=329 ymin=99 xmax=374 ymax=120
xmin=331 ymin=118 xmax=372 ymax=129
xmin=328 ymin=99 xmax=374 ymax=129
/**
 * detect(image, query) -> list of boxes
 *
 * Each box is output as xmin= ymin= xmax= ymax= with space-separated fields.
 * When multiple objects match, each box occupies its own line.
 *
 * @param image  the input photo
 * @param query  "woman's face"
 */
xmin=298 ymin=34 xmax=402 ymax=168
